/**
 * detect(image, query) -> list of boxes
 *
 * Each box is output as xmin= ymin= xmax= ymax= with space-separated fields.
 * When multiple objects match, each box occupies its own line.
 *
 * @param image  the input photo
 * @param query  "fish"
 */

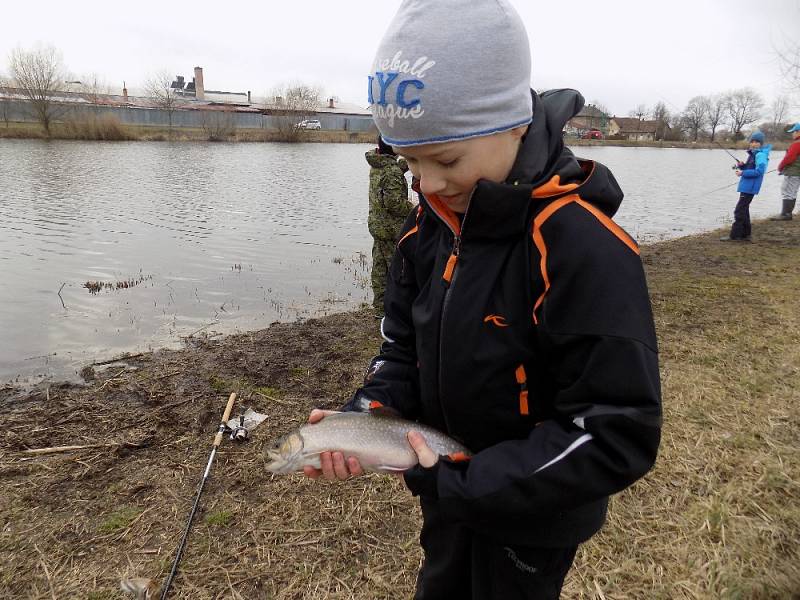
xmin=265 ymin=411 xmax=470 ymax=474
xmin=120 ymin=578 xmax=158 ymax=600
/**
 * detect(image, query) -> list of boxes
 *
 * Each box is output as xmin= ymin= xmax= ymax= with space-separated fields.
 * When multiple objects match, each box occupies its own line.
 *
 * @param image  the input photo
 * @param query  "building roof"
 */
xmin=611 ymin=117 xmax=659 ymax=133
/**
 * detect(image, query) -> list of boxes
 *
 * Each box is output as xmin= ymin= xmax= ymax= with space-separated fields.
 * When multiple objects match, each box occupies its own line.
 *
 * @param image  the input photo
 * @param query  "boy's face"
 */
xmin=749 ymin=140 xmax=762 ymax=149
xmin=394 ymin=126 xmax=527 ymax=214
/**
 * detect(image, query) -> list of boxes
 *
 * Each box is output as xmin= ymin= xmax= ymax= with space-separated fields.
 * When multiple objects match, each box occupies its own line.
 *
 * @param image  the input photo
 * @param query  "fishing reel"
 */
xmin=228 ymin=414 xmax=250 ymax=442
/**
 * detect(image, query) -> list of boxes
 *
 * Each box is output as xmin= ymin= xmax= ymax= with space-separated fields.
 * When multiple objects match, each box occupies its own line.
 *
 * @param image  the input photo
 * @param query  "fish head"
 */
xmin=265 ymin=431 xmax=305 ymax=473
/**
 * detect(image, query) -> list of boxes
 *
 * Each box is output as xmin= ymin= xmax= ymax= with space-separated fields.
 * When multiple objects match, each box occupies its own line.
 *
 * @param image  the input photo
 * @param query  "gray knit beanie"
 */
xmin=368 ymin=0 xmax=532 ymax=147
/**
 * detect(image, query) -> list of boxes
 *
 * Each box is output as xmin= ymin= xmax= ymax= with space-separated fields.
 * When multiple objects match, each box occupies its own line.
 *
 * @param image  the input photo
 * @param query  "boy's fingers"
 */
xmin=346 ymin=456 xmax=363 ymax=477
xmin=303 ymin=465 xmax=321 ymax=479
xmin=308 ymin=409 xmax=337 ymax=424
xmin=320 ymin=451 xmax=337 ymax=479
xmin=408 ymin=431 xmax=438 ymax=468
xmin=331 ymin=452 xmax=351 ymax=479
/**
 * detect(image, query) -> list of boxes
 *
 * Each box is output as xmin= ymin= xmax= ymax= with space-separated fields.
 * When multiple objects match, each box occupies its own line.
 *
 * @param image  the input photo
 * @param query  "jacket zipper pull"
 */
xmin=442 ymin=235 xmax=461 ymax=284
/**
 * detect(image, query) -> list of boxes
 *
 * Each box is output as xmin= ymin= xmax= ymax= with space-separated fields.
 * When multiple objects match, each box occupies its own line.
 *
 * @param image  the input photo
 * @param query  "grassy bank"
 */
xmin=0 ymin=121 xmax=376 ymax=144
xmin=1 ymin=220 xmax=798 ymax=598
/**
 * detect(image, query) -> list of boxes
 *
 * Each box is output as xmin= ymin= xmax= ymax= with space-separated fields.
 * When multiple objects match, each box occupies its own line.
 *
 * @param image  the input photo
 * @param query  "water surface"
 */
xmin=0 ymin=140 xmax=782 ymax=382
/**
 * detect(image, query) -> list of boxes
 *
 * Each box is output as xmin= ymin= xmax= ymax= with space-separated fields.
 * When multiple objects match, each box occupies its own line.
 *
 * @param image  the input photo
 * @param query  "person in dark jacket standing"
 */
xmin=302 ymin=2 xmax=662 ymax=598
xmin=769 ymin=123 xmax=800 ymax=221
xmin=366 ymin=137 xmax=413 ymax=316
xmin=721 ymin=131 xmax=771 ymax=241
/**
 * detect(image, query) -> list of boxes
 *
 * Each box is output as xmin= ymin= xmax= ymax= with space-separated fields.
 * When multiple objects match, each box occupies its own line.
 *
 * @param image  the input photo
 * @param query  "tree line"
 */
xmin=622 ymin=90 xmax=792 ymax=143
xmin=0 ymin=44 xmax=324 ymax=140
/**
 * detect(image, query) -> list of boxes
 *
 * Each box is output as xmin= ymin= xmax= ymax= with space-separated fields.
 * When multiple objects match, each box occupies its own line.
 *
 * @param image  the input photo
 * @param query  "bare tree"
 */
xmin=0 ymin=74 xmax=11 ymax=128
xmin=8 ymin=45 xmax=68 ymax=136
xmin=628 ymin=104 xmax=648 ymax=122
xmin=267 ymin=82 xmax=322 ymax=141
xmin=706 ymin=94 xmax=728 ymax=143
xmin=77 ymin=73 xmax=112 ymax=104
xmin=769 ymin=95 xmax=790 ymax=129
xmin=683 ymin=96 xmax=708 ymax=142
xmin=727 ymin=87 xmax=764 ymax=140
xmin=144 ymin=71 xmax=182 ymax=133
xmin=775 ymin=37 xmax=800 ymax=97
xmin=651 ymin=101 xmax=670 ymax=140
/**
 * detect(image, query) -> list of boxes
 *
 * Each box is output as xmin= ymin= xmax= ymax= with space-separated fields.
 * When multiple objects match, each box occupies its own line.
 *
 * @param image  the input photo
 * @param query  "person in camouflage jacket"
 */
xmin=366 ymin=138 xmax=413 ymax=315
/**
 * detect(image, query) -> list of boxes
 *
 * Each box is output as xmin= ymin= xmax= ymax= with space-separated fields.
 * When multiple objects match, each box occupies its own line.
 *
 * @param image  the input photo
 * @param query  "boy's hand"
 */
xmin=302 ymin=410 xmax=365 ymax=480
xmin=407 ymin=431 xmax=439 ymax=468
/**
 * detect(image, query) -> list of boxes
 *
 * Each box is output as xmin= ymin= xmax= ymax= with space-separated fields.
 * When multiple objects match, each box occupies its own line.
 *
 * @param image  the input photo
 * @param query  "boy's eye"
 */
xmin=440 ymin=159 xmax=458 ymax=168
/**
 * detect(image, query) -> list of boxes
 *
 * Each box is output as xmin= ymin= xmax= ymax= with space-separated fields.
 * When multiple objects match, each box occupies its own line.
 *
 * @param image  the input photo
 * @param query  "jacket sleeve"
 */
xmin=778 ymin=143 xmax=800 ymax=172
xmin=404 ymin=206 xmax=661 ymax=532
xmin=741 ymin=151 xmax=768 ymax=178
xmin=341 ymin=210 xmax=422 ymax=418
xmin=380 ymin=166 xmax=413 ymax=219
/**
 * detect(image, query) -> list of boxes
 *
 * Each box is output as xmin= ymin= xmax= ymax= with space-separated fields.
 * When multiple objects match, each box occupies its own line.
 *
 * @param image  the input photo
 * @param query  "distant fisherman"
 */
xmin=769 ymin=123 xmax=800 ymax=221
xmin=366 ymin=136 xmax=413 ymax=317
xmin=721 ymin=131 xmax=771 ymax=242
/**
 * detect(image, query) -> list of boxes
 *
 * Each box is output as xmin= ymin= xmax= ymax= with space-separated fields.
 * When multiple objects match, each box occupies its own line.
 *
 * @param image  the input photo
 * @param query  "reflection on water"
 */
xmin=0 ymin=140 xmax=782 ymax=383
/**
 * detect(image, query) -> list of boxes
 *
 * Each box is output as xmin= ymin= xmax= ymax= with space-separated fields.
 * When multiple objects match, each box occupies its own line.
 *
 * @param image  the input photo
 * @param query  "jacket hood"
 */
xmin=439 ymin=90 xmax=624 ymax=240
xmin=366 ymin=149 xmax=400 ymax=169
xmin=507 ymin=89 xmax=585 ymax=187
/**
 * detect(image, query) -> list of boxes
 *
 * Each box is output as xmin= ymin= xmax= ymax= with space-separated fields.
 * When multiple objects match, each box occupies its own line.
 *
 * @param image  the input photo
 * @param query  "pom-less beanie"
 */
xmin=368 ymin=0 xmax=532 ymax=147
xmin=749 ymin=131 xmax=765 ymax=144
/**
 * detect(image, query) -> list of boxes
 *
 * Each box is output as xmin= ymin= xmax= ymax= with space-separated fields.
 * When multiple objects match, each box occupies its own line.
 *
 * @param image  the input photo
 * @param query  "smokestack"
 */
xmin=247 ymin=90 xmax=251 ymax=104
xmin=194 ymin=66 xmax=204 ymax=100
xmin=328 ymin=97 xmax=335 ymax=109
xmin=123 ymin=81 xmax=128 ymax=102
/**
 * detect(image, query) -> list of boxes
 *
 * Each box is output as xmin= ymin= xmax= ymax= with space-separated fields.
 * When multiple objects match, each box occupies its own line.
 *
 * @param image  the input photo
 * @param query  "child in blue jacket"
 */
xmin=722 ymin=131 xmax=771 ymax=241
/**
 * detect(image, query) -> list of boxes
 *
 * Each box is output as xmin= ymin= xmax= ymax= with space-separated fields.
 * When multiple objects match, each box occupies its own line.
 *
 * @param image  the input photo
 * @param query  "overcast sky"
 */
xmin=1 ymin=0 xmax=797 ymax=118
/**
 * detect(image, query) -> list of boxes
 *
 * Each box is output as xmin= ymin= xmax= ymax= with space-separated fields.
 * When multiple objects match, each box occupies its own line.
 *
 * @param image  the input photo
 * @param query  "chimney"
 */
xmin=328 ymin=97 xmax=335 ymax=109
xmin=122 ymin=81 xmax=128 ymax=102
xmin=247 ymin=90 xmax=251 ymax=104
xmin=194 ymin=66 xmax=204 ymax=100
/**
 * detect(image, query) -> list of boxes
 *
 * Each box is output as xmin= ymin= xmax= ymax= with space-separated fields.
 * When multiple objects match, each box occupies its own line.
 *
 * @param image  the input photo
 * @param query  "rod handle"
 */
xmin=213 ymin=392 xmax=237 ymax=447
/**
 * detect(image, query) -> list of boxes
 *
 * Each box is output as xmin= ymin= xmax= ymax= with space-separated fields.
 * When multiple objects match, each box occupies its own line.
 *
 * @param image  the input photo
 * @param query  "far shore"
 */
xmin=0 ymin=121 xmax=790 ymax=150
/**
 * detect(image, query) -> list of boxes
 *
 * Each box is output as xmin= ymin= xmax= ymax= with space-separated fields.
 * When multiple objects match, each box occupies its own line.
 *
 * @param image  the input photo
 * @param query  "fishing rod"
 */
xmin=702 ymin=168 xmax=778 ymax=195
xmin=160 ymin=392 xmax=238 ymax=600
xmin=711 ymin=139 xmax=744 ymax=165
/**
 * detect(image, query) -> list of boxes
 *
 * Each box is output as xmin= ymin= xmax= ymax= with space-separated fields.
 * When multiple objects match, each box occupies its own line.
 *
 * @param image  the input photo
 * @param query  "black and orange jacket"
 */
xmin=344 ymin=89 xmax=662 ymax=547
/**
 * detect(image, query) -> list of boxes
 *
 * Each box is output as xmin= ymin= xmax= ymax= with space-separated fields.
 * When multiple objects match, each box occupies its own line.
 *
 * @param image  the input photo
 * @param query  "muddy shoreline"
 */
xmin=2 ymin=220 xmax=799 ymax=598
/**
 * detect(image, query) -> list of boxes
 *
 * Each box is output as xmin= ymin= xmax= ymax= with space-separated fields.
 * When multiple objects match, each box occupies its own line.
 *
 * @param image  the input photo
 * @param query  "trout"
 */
xmin=265 ymin=411 xmax=470 ymax=473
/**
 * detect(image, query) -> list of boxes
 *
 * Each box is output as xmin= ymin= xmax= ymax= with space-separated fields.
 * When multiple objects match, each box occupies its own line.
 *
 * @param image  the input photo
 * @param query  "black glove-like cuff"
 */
xmin=403 ymin=461 xmax=441 ymax=499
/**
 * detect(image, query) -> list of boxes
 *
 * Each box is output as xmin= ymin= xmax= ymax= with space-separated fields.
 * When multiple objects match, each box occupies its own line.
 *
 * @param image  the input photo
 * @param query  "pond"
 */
xmin=0 ymin=140 xmax=783 ymax=383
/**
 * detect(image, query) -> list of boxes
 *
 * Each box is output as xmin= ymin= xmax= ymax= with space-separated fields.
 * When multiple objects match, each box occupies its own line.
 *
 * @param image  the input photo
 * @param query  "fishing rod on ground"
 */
xmin=160 ymin=392 xmax=238 ymax=600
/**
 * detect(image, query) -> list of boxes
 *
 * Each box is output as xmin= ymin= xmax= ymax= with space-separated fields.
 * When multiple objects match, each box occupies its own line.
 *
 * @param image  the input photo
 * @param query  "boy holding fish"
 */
xmin=299 ymin=1 xmax=662 ymax=597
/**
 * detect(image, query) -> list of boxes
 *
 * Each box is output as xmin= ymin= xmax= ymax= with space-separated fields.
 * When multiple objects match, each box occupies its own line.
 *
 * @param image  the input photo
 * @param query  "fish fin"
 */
xmin=368 ymin=406 xmax=402 ymax=419
xmin=376 ymin=465 xmax=408 ymax=472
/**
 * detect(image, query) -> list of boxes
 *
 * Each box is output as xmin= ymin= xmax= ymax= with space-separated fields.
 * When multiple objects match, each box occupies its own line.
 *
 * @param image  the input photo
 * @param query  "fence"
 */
xmin=0 ymin=99 xmax=375 ymax=132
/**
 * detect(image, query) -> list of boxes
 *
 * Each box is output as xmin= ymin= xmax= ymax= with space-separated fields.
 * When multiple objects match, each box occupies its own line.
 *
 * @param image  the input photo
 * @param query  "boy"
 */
xmin=769 ymin=123 xmax=800 ymax=221
xmin=304 ymin=1 xmax=662 ymax=598
xmin=366 ymin=136 xmax=413 ymax=317
xmin=721 ymin=131 xmax=771 ymax=241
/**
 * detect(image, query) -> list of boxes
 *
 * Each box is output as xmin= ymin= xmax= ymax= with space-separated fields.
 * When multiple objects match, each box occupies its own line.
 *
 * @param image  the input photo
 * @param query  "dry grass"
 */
xmin=1 ymin=221 xmax=799 ymax=599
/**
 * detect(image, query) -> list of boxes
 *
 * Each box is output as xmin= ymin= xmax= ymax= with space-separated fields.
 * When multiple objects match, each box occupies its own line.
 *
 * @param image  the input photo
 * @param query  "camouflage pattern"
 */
xmin=366 ymin=149 xmax=413 ymax=312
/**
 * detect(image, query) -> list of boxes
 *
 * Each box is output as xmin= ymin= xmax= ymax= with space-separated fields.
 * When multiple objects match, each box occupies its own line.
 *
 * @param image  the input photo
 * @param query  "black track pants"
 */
xmin=414 ymin=498 xmax=578 ymax=600
xmin=730 ymin=192 xmax=755 ymax=239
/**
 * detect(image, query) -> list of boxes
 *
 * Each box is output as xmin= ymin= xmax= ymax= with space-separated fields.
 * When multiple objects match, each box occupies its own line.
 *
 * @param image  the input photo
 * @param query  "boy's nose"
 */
xmin=418 ymin=170 xmax=447 ymax=197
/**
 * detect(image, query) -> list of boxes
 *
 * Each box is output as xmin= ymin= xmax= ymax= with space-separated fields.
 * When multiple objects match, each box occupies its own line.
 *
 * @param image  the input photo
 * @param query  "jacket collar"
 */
xmin=419 ymin=89 xmax=623 ymax=240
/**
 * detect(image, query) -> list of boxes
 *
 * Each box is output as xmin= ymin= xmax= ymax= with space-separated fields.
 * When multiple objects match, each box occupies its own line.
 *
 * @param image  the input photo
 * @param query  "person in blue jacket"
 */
xmin=721 ymin=131 xmax=771 ymax=241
